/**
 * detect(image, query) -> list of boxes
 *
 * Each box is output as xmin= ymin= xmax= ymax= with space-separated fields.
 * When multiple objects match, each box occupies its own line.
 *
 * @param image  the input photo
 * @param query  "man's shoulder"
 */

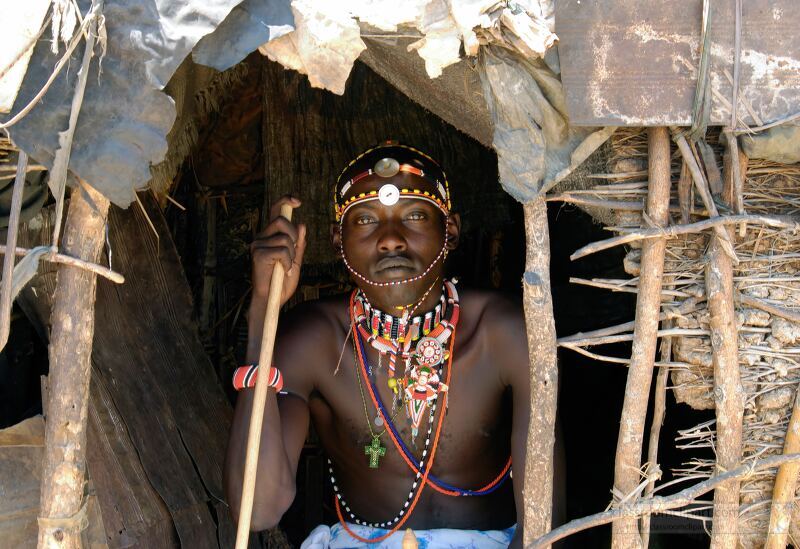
xmin=275 ymin=293 xmax=350 ymax=390
xmin=284 ymin=291 xmax=348 ymax=326
xmin=459 ymin=287 xmax=524 ymax=333
xmin=279 ymin=293 xmax=349 ymax=352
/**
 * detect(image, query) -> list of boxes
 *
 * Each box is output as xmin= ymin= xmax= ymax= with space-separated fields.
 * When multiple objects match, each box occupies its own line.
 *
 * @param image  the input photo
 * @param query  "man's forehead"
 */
xmin=340 ymin=172 xmax=439 ymax=203
xmin=333 ymin=143 xmax=451 ymax=222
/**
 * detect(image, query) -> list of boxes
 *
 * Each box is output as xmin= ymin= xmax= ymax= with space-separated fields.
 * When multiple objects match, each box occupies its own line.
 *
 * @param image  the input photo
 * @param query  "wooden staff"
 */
xmin=234 ymin=203 xmax=294 ymax=549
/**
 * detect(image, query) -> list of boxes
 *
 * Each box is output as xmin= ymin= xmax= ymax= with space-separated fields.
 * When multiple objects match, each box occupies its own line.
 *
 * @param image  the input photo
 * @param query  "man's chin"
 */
xmin=372 ymin=266 xmax=419 ymax=281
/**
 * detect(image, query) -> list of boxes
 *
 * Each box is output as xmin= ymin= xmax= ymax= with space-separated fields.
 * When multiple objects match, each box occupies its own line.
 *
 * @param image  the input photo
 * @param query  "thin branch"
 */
xmin=528 ymin=454 xmax=800 ymax=549
xmin=733 ymin=111 xmax=800 ymax=135
xmin=672 ymin=131 xmax=739 ymax=263
xmin=0 ymin=245 xmax=123 ymax=283
xmin=570 ymin=214 xmax=798 ymax=261
xmin=738 ymin=294 xmax=800 ymax=324
xmin=569 ymin=277 xmax=690 ymax=298
xmin=558 ymin=299 xmax=702 ymax=345
xmin=558 ymin=328 xmax=707 ymax=348
xmin=0 ymin=151 xmax=28 ymax=351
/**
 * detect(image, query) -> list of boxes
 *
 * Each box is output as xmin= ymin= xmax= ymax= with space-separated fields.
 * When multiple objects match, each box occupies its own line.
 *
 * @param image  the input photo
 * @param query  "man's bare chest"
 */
xmin=310 ymin=353 xmax=511 ymax=474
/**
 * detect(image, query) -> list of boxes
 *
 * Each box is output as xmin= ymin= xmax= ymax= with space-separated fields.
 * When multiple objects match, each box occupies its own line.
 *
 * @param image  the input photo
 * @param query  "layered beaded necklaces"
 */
xmin=351 ymin=280 xmax=459 ymax=427
xmin=327 ymin=279 xmax=512 ymax=543
xmin=328 ymin=288 xmax=457 ymax=543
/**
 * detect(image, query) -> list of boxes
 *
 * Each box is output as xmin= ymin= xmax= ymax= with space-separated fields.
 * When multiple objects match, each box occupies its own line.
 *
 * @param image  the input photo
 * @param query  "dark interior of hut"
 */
xmin=0 ymin=55 xmax=718 ymax=547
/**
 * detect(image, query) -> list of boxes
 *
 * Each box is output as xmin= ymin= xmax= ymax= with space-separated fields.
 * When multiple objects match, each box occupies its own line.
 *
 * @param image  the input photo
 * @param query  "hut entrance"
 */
xmin=1 ymin=53 xmax=720 ymax=548
xmin=156 ymin=56 xmax=713 ymax=546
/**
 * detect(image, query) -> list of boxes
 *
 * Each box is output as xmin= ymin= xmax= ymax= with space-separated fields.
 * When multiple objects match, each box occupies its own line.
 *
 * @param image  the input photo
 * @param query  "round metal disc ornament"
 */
xmin=416 ymin=337 xmax=444 ymax=366
xmin=378 ymin=184 xmax=400 ymax=206
xmin=374 ymin=157 xmax=400 ymax=178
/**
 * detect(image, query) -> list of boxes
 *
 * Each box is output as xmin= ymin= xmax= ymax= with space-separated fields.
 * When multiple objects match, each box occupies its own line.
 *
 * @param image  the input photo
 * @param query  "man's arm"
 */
xmin=224 ymin=195 xmax=313 ymax=530
xmin=224 ymin=298 xmax=316 ymax=530
xmin=492 ymin=296 xmax=565 ymax=548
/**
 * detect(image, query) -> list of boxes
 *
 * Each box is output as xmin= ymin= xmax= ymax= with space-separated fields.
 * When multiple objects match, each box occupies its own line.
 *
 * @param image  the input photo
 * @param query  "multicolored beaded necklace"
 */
xmin=354 ymin=311 xmax=512 ymax=497
xmin=327 ymin=281 xmax=513 ymax=543
xmin=328 ymin=298 xmax=456 ymax=543
xmin=352 ymin=280 xmax=459 ymax=426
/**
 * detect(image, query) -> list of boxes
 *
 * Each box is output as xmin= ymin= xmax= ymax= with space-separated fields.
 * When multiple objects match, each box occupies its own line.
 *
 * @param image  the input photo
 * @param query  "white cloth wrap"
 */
xmin=301 ymin=522 xmax=516 ymax=548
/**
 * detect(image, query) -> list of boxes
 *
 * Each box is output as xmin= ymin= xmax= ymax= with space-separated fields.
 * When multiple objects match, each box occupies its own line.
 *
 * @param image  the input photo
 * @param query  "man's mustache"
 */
xmin=375 ymin=255 xmax=415 ymax=271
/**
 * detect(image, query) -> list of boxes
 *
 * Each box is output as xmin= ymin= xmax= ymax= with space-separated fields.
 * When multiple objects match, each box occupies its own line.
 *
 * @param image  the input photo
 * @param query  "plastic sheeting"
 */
xmin=2 ymin=0 xmax=292 ymax=208
xmin=3 ymin=0 xmax=594 ymax=208
xmin=479 ymin=47 xmax=610 ymax=201
xmin=741 ymin=124 xmax=800 ymax=165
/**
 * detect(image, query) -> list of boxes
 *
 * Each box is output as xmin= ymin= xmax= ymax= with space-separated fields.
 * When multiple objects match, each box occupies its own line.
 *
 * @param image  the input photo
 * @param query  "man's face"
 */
xmin=333 ymin=172 xmax=458 ymax=311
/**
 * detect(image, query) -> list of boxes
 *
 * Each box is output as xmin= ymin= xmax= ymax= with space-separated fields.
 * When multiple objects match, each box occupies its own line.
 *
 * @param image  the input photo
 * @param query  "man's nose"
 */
xmin=376 ymin=222 xmax=407 ymax=253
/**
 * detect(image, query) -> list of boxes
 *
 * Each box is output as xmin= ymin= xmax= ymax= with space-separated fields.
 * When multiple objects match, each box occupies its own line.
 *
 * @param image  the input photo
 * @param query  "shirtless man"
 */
xmin=225 ymin=143 xmax=562 ymax=548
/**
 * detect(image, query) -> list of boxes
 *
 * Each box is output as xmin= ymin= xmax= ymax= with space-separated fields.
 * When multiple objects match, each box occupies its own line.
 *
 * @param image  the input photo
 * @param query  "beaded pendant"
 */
xmin=404 ymin=337 xmax=448 ymax=438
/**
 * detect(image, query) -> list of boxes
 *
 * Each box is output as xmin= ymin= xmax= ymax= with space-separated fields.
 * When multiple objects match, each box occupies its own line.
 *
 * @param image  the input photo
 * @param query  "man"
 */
xmin=225 ymin=143 xmax=562 ymax=548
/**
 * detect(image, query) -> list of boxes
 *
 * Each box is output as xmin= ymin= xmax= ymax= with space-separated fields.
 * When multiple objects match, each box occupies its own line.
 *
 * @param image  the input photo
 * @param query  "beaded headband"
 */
xmin=334 ymin=143 xmax=452 ymax=222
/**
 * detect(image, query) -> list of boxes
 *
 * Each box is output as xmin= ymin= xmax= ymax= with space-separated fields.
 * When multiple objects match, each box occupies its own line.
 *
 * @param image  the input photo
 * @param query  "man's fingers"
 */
xmin=256 ymin=216 xmax=299 ymax=243
xmin=253 ymin=246 xmax=294 ymax=273
xmin=269 ymin=195 xmax=301 ymax=222
xmin=251 ymin=233 xmax=296 ymax=257
xmin=289 ymin=224 xmax=308 ymax=276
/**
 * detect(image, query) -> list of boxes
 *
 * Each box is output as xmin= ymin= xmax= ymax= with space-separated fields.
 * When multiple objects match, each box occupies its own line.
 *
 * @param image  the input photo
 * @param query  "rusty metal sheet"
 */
xmin=556 ymin=0 xmax=800 ymax=126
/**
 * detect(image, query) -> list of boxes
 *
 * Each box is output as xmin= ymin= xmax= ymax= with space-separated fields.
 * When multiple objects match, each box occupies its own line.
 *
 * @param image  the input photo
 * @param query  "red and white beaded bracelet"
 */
xmin=232 ymin=364 xmax=283 ymax=392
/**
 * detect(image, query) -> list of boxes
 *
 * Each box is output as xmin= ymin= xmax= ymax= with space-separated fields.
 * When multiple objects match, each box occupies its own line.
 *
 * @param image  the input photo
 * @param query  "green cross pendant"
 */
xmin=365 ymin=436 xmax=386 ymax=468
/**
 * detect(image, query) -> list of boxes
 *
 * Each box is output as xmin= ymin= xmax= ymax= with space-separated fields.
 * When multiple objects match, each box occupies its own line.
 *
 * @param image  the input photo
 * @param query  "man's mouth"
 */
xmin=375 ymin=256 xmax=415 ymax=273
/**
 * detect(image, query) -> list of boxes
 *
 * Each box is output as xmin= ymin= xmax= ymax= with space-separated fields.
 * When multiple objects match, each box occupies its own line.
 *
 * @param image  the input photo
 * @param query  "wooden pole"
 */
xmin=765 ymin=387 xmax=800 ymax=548
xmin=640 ymin=317 xmax=673 ymax=548
xmin=0 ymin=150 xmax=28 ymax=350
xmin=37 ymin=182 xmax=110 ymax=549
xmin=706 ymin=135 xmax=745 ymax=549
xmin=234 ymin=204 xmax=294 ymax=549
xmin=521 ymin=197 xmax=558 ymax=546
xmin=611 ymin=127 xmax=671 ymax=549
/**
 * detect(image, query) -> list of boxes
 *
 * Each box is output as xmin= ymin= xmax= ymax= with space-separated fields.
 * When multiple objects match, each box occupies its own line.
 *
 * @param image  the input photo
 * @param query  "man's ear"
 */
xmin=445 ymin=213 xmax=461 ymax=251
xmin=330 ymin=222 xmax=342 ymax=255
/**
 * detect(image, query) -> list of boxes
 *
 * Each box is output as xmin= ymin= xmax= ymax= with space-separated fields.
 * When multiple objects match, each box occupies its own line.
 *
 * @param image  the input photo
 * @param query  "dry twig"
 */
xmin=528 ymin=453 xmax=800 ymax=549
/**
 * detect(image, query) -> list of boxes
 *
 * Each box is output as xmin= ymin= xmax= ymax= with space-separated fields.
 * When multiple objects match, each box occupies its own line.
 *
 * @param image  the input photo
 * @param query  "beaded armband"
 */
xmin=232 ymin=364 xmax=283 ymax=392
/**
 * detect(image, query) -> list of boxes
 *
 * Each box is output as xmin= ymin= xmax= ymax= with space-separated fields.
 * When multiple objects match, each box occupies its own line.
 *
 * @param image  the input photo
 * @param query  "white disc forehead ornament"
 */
xmin=378 ymin=184 xmax=400 ymax=206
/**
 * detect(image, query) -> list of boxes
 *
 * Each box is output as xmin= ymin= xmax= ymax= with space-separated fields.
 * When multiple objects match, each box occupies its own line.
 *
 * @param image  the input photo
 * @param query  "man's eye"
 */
xmin=355 ymin=215 xmax=375 ymax=225
xmin=406 ymin=212 xmax=427 ymax=221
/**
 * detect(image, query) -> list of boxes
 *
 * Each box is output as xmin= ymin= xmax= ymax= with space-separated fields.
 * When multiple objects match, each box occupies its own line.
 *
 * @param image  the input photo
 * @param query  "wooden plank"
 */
xmin=90 ymin=195 xmax=233 ymax=548
xmin=86 ymin=375 xmax=177 ymax=547
xmin=556 ymin=0 xmax=800 ymax=126
xmin=16 ymin=196 xmax=239 ymax=548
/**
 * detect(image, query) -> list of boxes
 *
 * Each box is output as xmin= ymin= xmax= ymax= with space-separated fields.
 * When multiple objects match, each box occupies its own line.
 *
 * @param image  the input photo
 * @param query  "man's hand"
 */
xmin=251 ymin=195 xmax=307 ymax=306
